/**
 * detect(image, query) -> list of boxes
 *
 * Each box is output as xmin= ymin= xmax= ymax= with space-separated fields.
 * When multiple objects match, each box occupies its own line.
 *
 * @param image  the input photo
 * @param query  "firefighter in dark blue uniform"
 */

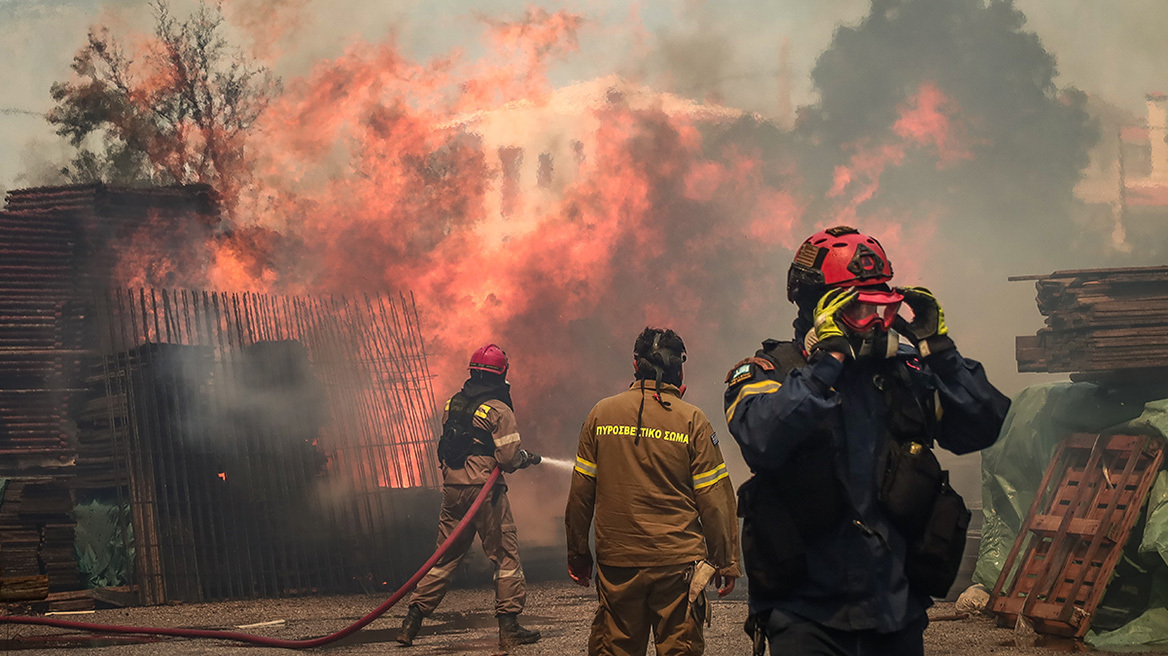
xmin=724 ymin=226 xmax=1010 ymax=656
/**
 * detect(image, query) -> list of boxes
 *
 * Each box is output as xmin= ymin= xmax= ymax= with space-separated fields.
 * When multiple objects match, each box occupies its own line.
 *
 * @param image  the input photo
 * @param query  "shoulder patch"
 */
xmin=725 ymin=356 xmax=775 ymax=385
xmin=710 ymin=431 xmax=719 ymax=446
xmin=728 ymin=364 xmax=752 ymax=386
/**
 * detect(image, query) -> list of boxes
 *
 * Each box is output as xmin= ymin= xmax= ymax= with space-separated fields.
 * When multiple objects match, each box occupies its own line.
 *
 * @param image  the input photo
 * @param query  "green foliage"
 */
xmin=48 ymin=0 xmax=278 ymax=207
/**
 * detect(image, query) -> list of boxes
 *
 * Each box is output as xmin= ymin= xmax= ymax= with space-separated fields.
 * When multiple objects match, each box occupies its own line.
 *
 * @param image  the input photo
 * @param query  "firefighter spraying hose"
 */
xmin=0 ymin=343 xmax=551 ymax=649
xmin=0 ymin=466 xmax=507 ymax=649
xmin=397 ymin=343 xmax=543 ymax=648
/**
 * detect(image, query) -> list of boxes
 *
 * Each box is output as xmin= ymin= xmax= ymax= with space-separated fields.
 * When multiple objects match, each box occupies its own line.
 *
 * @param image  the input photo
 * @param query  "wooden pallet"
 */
xmin=989 ymin=433 xmax=1164 ymax=637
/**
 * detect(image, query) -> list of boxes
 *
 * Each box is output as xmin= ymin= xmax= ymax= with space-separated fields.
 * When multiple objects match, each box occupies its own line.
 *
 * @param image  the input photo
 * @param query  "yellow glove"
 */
xmin=804 ymin=287 xmax=858 ymax=358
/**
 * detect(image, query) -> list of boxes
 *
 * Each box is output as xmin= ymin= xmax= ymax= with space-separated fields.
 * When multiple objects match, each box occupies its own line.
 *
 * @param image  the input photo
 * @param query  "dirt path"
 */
xmin=1 ymin=581 xmax=1164 ymax=654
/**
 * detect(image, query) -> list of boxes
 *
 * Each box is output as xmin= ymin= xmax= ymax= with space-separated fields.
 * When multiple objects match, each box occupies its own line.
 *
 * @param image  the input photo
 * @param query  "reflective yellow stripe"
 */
xmin=725 ymin=380 xmax=782 ymax=423
xmin=692 ymin=463 xmax=729 ymax=490
xmin=474 ymin=403 xmax=491 ymax=419
xmin=444 ymin=399 xmax=451 ymax=411
xmin=574 ymin=456 xmax=597 ymax=478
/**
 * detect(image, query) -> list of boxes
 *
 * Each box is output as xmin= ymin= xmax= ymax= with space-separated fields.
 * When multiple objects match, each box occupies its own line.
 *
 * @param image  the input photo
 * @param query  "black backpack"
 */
xmin=436 ymin=393 xmax=495 ymax=469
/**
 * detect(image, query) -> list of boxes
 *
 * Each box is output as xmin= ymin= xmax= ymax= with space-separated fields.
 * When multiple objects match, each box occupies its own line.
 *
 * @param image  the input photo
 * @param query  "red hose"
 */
xmin=0 ymin=466 xmax=503 ymax=649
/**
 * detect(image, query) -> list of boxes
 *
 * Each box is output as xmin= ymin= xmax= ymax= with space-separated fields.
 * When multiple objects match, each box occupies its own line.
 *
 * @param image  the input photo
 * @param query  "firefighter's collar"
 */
xmin=629 ymin=380 xmax=682 ymax=397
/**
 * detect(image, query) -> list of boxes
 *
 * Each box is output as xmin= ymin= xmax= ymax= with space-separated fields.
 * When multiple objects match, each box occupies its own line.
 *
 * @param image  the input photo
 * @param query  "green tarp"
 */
xmin=975 ymin=381 xmax=1168 ymax=648
xmin=74 ymin=498 xmax=135 ymax=589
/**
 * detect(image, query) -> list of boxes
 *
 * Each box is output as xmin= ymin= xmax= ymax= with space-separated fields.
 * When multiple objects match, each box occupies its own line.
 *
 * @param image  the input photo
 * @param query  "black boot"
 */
xmin=396 ymin=605 xmax=423 ymax=647
xmin=498 ymin=612 xmax=541 ymax=647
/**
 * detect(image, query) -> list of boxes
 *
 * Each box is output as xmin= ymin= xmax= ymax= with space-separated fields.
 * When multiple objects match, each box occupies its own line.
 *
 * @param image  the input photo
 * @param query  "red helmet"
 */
xmin=469 ymin=343 xmax=508 ymax=376
xmin=787 ymin=225 xmax=894 ymax=303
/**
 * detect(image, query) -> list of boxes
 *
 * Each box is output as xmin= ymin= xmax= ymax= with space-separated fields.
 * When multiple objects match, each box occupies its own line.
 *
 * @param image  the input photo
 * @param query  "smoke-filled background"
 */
xmin=4 ymin=0 xmax=1167 ymax=548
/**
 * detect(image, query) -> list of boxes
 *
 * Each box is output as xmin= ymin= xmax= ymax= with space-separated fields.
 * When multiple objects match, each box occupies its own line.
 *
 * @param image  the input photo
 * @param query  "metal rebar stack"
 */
xmin=93 ymin=288 xmax=441 ymax=604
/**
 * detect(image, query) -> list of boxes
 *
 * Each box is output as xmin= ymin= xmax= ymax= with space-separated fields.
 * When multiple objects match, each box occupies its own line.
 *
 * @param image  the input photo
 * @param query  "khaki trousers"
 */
xmin=588 ymin=562 xmax=706 ymax=656
xmin=408 ymin=484 xmax=526 ymax=616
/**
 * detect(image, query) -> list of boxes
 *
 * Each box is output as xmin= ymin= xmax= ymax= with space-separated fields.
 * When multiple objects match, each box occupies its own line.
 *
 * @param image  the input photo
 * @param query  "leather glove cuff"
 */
xmin=810 ymin=335 xmax=854 ymax=360
xmin=919 ymin=334 xmax=955 ymax=357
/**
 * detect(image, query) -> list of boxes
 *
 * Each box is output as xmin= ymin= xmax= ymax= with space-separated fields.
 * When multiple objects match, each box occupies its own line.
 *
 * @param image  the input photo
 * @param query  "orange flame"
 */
xmin=107 ymin=10 xmax=976 ymax=451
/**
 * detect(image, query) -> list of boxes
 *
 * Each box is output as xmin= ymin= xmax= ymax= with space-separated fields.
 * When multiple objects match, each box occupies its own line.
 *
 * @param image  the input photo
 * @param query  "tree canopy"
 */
xmin=48 ymin=0 xmax=277 ymax=211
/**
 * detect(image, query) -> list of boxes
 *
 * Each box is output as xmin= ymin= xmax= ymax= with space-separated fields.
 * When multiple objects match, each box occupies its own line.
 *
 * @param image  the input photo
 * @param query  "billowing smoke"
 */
xmin=799 ymin=0 xmax=1097 ymax=256
xmin=18 ymin=0 xmax=1134 ymax=543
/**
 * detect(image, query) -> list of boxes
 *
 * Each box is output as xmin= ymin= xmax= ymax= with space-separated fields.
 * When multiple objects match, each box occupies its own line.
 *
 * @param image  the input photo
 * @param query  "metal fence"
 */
xmin=86 ymin=288 xmax=442 ymax=603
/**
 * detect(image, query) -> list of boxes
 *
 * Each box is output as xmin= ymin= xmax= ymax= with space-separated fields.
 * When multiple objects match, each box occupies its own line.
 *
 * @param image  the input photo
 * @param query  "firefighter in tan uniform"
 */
xmin=565 ymin=328 xmax=741 ymax=656
xmin=397 ymin=344 xmax=542 ymax=648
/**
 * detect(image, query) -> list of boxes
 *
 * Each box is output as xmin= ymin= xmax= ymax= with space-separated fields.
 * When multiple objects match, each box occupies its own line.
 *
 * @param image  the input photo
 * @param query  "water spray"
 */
xmin=538 ymin=456 xmax=575 ymax=471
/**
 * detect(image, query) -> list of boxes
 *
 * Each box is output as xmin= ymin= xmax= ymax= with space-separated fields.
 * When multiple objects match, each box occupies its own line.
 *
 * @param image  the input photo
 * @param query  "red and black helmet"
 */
xmin=469 ymin=343 xmax=508 ymax=376
xmin=787 ymin=226 xmax=894 ymax=304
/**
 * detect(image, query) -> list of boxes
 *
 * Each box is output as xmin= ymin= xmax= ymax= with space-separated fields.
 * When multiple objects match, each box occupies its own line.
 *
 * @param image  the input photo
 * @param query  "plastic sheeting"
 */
xmin=974 ymin=381 xmax=1168 ymax=648
xmin=74 ymin=499 xmax=135 ymax=589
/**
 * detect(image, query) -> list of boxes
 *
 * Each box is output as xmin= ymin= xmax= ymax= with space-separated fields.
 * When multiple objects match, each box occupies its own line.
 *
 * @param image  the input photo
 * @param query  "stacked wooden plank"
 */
xmin=0 ymin=182 xmax=219 ymax=475
xmin=1014 ymin=266 xmax=1168 ymax=377
xmin=0 ymin=479 xmax=89 ymax=608
xmin=0 ymin=482 xmax=42 ymax=577
xmin=0 ymin=210 xmax=82 ymax=466
xmin=19 ymin=483 xmax=83 ymax=595
xmin=73 ymin=368 xmax=130 ymax=491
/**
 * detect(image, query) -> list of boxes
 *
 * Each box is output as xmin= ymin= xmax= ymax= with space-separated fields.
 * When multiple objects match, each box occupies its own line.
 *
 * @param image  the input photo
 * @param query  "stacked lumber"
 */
xmin=0 ymin=480 xmax=89 ymax=608
xmin=0 ymin=481 xmax=42 ymax=577
xmin=0 ymin=182 xmax=219 ymax=474
xmin=1014 ymin=266 xmax=1168 ymax=377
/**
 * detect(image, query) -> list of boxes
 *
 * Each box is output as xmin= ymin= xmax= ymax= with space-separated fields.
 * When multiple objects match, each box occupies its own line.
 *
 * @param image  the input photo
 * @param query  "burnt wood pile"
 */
xmin=0 ymin=210 xmax=83 ymax=466
xmin=1014 ymin=266 xmax=1168 ymax=380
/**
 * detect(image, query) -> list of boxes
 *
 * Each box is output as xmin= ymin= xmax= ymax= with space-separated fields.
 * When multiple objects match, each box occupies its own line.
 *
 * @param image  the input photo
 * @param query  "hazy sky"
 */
xmin=4 ymin=0 xmax=1168 ymax=193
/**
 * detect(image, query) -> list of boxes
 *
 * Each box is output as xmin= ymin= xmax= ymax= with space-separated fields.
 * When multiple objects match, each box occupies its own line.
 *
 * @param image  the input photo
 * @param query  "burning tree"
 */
xmin=47 ymin=0 xmax=278 ymax=212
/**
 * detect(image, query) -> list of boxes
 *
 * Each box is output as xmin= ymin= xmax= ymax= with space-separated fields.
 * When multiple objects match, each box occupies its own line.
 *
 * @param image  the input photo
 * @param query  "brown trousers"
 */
xmin=408 ymin=484 xmax=526 ymax=616
xmin=588 ymin=562 xmax=706 ymax=656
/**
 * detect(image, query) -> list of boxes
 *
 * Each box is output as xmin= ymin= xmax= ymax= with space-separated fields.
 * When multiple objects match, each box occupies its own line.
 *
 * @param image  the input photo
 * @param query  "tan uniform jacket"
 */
xmin=440 ymin=398 xmax=525 ymax=487
xmin=565 ymin=381 xmax=741 ymax=577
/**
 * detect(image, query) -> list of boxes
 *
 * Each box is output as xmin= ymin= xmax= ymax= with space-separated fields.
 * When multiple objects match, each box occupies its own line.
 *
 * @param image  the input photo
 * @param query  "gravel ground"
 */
xmin=2 ymin=580 xmax=1167 ymax=655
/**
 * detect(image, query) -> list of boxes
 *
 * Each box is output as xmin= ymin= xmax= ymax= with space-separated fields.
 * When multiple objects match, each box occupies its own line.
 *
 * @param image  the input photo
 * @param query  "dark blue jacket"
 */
xmin=724 ymin=339 xmax=1009 ymax=632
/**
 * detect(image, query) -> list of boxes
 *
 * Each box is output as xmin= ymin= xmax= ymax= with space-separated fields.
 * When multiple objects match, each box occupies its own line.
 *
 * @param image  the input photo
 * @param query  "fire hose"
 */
xmin=0 ymin=466 xmax=503 ymax=649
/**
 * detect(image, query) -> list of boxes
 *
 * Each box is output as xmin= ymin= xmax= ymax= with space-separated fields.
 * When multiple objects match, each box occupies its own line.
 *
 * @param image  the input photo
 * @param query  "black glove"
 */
xmin=894 ymin=286 xmax=955 ymax=356
xmin=518 ymin=450 xmax=541 ymax=468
